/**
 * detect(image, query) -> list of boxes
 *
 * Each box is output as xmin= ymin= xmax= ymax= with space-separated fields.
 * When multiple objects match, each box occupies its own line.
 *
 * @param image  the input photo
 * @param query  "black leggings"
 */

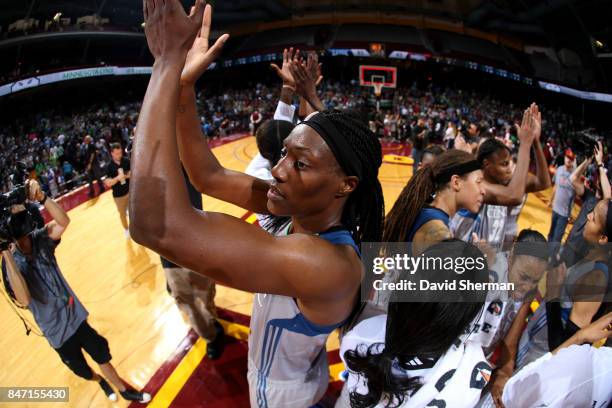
xmin=54 ymin=320 xmax=112 ymax=380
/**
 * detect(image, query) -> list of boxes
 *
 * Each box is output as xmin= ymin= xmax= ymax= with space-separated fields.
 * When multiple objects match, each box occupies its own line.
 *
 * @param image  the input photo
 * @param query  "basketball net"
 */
xmin=373 ymin=83 xmax=383 ymax=97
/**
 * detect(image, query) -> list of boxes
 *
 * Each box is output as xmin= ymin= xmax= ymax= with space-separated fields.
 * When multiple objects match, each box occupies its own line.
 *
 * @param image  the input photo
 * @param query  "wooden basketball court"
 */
xmin=0 ymin=136 xmax=556 ymax=407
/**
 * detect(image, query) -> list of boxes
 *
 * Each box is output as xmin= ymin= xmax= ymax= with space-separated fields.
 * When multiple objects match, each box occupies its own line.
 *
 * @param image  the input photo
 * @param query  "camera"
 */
xmin=0 ymin=163 xmax=29 ymax=250
xmin=571 ymin=129 xmax=604 ymax=163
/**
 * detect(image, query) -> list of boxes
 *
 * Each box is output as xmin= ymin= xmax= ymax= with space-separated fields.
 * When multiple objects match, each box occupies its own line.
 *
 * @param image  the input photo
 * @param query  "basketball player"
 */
xmin=451 ymin=104 xmax=551 ymax=247
xmin=337 ymin=241 xmax=490 ymax=408
xmin=515 ymin=198 xmax=611 ymax=370
xmin=501 ymin=313 xmax=612 ymax=408
xmin=131 ymin=3 xmax=384 ymax=408
xmin=383 ymin=149 xmax=485 ymax=257
xmin=2 ymin=180 xmax=150 ymax=403
xmin=384 ymin=106 xmax=538 ymax=257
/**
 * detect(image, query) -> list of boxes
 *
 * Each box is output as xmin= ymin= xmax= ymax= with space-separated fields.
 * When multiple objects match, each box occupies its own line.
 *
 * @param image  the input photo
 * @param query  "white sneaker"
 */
xmin=141 ymin=392 xmax=151 ymax=403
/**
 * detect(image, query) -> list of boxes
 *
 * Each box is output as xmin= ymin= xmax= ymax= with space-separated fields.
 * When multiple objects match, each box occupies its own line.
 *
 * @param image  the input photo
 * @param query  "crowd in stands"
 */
xmin=0 ymin=78 xmax=601 ymax=198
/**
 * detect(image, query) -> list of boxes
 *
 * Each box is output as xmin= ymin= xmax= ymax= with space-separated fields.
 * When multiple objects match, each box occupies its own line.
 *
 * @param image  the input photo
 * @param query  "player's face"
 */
xmin=583 ymin=200 xmax=608 ymax=244
xmin=455 ymin=170 xmax=485 ymax=214
xmin=268 ymin=125 xmax=353 ymax=217
xmin=508 ymin=255 xmax=547 ymax=301
xmin=485 ymin=149 xmax=513 ymax=185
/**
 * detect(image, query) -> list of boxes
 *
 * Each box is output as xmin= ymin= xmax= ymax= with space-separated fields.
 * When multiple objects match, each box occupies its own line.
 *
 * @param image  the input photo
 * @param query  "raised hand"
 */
xmin=181 ymin=4 xmax=229 ymax=86
xmin=270 ymin=48 xmax=299 ymax=87
xmin=531 ymin=103 xmax=542 ymax=142
xmin=143 ymin=0 xmax=205 ymax=62
xmin=306 ymin=52 xmax=323 ymax=87
xmin=26 ymin=179 xmax=45 ymax=202
xmin=516 ymin=103 xmax=537 ymax=147
xmin=594 ymin=141 xmax=604 ymax=166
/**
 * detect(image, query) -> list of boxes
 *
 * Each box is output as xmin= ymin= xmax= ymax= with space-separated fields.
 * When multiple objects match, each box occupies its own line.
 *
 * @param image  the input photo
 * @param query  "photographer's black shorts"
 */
xmin=54 ymin=320 xmax=112 ymax=380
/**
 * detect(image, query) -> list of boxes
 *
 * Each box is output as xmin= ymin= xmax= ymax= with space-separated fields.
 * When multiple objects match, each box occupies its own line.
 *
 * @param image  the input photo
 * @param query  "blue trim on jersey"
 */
xmin=457 ymin=208 xmax=478 ymax=219
xmin=318 ymin=229 xmax=360 ymax=256
xmin=271 ymin=313 xmax=343 ymax=336
xmin=594 ymin=261 xmax=609 ymax=277
xmin=255 ymin=228 xmax=356 ymax=407
xmin=407 ymin=207 xmax=450 ymax=242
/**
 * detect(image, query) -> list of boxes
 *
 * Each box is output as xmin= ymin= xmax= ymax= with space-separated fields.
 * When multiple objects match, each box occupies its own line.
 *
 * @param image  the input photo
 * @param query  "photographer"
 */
xmin=1 ymin=180 xmax=150 ymax=403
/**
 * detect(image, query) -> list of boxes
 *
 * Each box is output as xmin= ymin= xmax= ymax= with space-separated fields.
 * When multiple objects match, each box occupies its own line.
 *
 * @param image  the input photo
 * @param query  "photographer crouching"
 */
xmin=0 ymin=179 xmax=150 ymax=403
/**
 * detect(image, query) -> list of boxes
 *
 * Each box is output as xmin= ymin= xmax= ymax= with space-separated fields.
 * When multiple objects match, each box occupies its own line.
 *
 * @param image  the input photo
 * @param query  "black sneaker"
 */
xmin=206 ymin=321 xmax=225 ymax=360
xmin=99 ymin=379 xmax=117 ymax=402
xmin=120 ymin=389 xmax=151 ymax=403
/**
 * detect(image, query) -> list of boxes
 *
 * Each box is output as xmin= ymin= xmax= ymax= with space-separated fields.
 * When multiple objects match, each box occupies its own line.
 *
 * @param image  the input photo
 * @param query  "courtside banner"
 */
xmin=361 ymin=241 xmax=611 ymax=304
xmin=0 ymin=66 xmax=153 ymax=97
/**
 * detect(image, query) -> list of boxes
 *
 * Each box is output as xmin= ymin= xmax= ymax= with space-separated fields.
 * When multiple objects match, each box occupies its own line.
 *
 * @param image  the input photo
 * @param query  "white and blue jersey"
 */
xmin=247 ymin=226 xmax=360 ymax=408
xmin=450 ymin=197 xmax=526 ymax=246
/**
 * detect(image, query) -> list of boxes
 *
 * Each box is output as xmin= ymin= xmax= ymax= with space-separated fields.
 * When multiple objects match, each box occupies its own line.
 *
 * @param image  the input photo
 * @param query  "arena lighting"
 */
xmin=595 ymin=40 xmax=604 ymax=48
xmin=141 ymin=22 xmax=146 ymax=28
xmin=53 ymin=12 xmax=62 ymax=22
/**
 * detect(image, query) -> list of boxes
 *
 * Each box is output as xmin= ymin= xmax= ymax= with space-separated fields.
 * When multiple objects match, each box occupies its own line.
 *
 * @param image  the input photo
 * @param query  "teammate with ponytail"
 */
xmin=338 ymin=240 xmax=489 ymax=408
xmin=384 ymin=149 xmax=484 ymax=256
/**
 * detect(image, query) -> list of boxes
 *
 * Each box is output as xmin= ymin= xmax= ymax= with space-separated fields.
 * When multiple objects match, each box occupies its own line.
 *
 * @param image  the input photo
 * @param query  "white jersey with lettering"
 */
xmin=450 ymin=196 xmax=526 ymax=245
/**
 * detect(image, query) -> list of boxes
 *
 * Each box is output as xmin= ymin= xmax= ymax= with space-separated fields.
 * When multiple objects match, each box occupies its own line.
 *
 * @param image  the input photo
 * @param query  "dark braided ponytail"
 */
xmin=383 ymin=149 xmax=476 ymax=243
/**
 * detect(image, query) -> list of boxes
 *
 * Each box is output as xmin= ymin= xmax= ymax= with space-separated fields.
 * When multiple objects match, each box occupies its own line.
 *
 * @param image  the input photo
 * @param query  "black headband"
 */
xmin=513 ymin=244 xmax=549 ymax=261
xmin=435 ymin=160 xmax=481 ymax=184
xmin=606 ymin=200 xmax=612 ymax=238
xmin=301 ymin=112 xmax=363 ymax=179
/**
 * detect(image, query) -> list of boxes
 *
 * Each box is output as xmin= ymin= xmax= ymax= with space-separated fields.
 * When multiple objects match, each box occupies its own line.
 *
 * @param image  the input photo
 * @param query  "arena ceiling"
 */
xmin=1 ymin=0 xmax=609 ymax=48
xmin=0 ymin=0 xmax=610 ymax=89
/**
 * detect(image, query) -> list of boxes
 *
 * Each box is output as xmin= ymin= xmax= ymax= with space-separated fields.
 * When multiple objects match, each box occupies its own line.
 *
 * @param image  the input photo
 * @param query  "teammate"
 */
xmin=501 ymin=313 xmax=612 ymax=408
xmin=558 ymin=141 xmax=610 ymax=267
xmin=338 ymin=241 xmax=490 ymax=408
xmin=131 ymin=3 xmax=384 ymax=407
xmin=450 ymin=104 xmax=550 ymax=247
xmin=383 ymin=149 xmax=484 ymax=257
xmin=516 ymin=198 xmax=611 ymax=370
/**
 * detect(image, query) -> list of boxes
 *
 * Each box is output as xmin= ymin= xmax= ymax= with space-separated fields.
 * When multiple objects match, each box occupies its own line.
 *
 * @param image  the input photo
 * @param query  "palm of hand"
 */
xmin=182 ymin=36 xmax=210 ymax=84
xmin=279 ymin=62 xmax=294 ymax=86
xmin=144 ymin=0 xmax=202 ymax=61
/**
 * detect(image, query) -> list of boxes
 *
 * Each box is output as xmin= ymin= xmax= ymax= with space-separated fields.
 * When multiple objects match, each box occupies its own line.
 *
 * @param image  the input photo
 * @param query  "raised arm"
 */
xmin=271 ymin=47 xmax=298 ymax=121
xmin=290 ymin=54 xmax=325 ymax=112
xmin=569 ymin=157 xmax=591 ymax=198
xmin=526 ymin=110 xmax=552 ymax=193
xmin=482 ymin=104 xmax=538 ymax=206
xmin=131 ymin=0 xmax=359 ymax=324
xmin=594 ymin=141 xmax=611 ymax=199
xmin=27 ymin=179 xmax=69 ymax=240
xmin=175 ymin=4 xmax=269 ymax=214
